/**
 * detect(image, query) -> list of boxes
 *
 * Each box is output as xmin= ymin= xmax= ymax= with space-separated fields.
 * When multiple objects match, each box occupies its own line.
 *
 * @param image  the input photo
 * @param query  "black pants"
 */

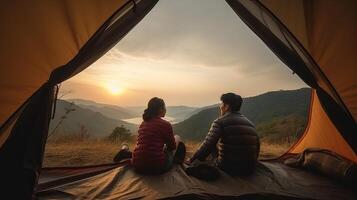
xmin=206 ymin=147 xmax=256 ymax=176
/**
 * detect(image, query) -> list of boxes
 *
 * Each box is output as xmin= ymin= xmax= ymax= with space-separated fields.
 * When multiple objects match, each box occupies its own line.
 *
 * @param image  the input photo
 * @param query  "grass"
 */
xmin=44 ymin=140 xmax=122 ymax=167
xmin=259 ymin=141 xmax=291 ymax=159
xmin=43 ymin=136 xmax=293 ymax=167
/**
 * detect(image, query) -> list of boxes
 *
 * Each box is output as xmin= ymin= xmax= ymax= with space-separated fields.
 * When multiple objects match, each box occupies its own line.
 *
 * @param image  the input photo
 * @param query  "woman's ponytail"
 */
xmin=142 ymin=108 xmax=153 ymax=121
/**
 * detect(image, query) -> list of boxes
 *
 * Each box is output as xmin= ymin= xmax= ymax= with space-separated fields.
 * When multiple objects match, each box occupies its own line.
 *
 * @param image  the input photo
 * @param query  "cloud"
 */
xmin=114 ymin=0 xmax=284 ymax=77
xmin=63 ymin=0 xmax=307 ymax=106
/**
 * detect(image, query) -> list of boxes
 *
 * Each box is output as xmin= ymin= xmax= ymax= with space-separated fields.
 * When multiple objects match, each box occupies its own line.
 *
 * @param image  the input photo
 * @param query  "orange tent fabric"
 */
xmin=0 ymin=0 xmax=128 ymax=144
xmin=260 ymin=0 xmax=356 ymax=162
xmin=261 ymin=0 xmax=357 ymax=120
xmin=0 ymin=0 xmax=127 ymax=124
xmin=290 ymin=90 xmax=356 ymax=162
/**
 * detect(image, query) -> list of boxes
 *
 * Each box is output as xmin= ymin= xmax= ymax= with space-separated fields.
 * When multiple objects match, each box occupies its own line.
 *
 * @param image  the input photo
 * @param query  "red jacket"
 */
xmin=132 ymin=117 xmax=176 ymax=170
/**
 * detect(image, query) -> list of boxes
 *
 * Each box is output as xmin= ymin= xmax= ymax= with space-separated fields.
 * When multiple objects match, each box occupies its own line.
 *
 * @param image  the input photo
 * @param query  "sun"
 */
xmin=106 ymin=83 xmax=124 ymax=95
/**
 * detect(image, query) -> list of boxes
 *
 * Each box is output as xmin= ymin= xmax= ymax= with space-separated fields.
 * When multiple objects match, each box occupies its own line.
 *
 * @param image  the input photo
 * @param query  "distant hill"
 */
xmin=68 ymin=99 xmax=197 ymax=123
xmin=49 ymin=100 xmax=138 ymax=138
xmin=173 ymin=88 xmax=311 ymax=142
xmin=185 ymin=104 xmax=219 ymax=119
xmin=256 ymin=114 xmax=307 ymax=144
xmin=240 ymin=88 xmax=310 ymax=124
xmin=166 ymin=106 xmax=198 ymax=122
xmin=174 ymin=106 xmax=220 ymax=140
xmin=68 ymin=99 xmax=137 ymax=120
xmin=125 ymin=105 xmax=197 ymax=122
xmin=60 ymin=88 xmax=310 ymax=142
xmin=68 ymin=99 xmax=100 ymax=106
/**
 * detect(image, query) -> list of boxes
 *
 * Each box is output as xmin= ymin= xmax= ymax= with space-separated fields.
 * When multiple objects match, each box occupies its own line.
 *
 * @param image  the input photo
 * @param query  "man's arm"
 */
xmin=189 ymin=119 xmax=222 ymax=162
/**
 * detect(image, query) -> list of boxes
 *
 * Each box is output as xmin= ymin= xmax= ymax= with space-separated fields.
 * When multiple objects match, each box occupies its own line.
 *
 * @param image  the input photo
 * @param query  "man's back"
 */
xmin=190 ymin=111 xmax=260 ymax=175
xmin=215 ymin=112 xmax=260 ymax=175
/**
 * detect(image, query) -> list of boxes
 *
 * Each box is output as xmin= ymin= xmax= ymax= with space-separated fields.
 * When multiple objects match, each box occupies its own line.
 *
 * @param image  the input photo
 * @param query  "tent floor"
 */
xmin=36 ymin=161 xmax=356 ymax=200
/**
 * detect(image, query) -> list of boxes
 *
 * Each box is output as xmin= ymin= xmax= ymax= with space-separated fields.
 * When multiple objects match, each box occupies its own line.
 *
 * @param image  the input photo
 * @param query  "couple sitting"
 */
xmin=115 ymin=93 xmax=260 ymax=176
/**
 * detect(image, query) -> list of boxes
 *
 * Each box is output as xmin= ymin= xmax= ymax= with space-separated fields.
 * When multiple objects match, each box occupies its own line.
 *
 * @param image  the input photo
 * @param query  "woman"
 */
xmin=114 ymin=97 xmax=185 ymax=174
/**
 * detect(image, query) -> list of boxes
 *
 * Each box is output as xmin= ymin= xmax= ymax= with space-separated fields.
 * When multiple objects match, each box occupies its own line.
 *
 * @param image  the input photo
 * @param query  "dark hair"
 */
xmin=220 ymin=93 xmax=242 ymax=112
xmin=143 ymin=97 xmax=165 ymax=121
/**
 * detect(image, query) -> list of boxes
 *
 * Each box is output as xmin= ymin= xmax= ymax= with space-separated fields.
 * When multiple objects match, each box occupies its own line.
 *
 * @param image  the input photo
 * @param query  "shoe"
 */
xmin=113 ymin=149 xmax=132 ymax=163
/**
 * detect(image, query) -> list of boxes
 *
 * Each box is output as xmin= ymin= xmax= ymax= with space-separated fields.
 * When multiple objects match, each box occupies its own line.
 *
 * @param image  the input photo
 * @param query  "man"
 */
xmin=188 ymin=93 xmax=260 ymax=175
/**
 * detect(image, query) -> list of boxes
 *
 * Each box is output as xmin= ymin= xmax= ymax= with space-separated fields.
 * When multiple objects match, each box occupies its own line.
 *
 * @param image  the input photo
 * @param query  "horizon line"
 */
xmin=62 ymin=87 xmax=310 ymax=108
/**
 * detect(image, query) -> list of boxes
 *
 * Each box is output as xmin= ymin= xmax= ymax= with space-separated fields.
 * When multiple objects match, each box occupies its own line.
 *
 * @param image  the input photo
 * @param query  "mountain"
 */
xmin=240 ymin=88 xmax=310 ymax=124
xmin=68 ymin=99 xmax=137 ymax=119
xmin=185 ymin=104 xmax=219 ymax=119
xmin=68 ymin=99 xmax=197 ymax=122
xmin=125 ymin=105 xmax=197 ymax=122
xmin=256 ymin=114 xmax=307 ymax=143
xmin=67 ymin=99 xmax=100 ymax=106
xmin=49 ymin=100 xmax=138 ymax=138
xmin=59 ymin=88 xmax=310 ymax=142
xmin=165 ymin=106 xmax=198 ymax=122
xmin=173 ymin=88 xmax=311 ymax=141
xmin=173 ymin=106 xmax=220 ymax=140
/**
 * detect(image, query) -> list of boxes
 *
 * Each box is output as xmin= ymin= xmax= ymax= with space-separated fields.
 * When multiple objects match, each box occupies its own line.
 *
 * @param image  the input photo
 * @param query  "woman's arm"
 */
xmin=165 ymin=123 xmax=176 ymax=151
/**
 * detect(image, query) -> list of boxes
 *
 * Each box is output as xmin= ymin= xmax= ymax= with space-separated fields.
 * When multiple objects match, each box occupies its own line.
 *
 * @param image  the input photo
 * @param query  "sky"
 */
xmin=61 ymin=0 xmax=307 ymax=107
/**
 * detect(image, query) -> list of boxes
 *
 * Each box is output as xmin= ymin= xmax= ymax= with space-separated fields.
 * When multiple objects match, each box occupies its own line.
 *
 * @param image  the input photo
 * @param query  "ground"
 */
xmin=43 ymin=139 xmax=291 ymax=167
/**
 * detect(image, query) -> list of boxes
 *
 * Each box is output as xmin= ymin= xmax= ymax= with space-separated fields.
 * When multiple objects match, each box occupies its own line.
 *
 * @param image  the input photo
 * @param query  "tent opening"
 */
xmin=43 ymin=0 xmax=310 ymax=167
xmin=1 ymin=0 xmax=356 ymax=199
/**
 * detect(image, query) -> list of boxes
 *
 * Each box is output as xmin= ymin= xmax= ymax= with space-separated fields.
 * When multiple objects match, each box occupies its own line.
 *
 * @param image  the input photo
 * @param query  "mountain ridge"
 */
xmin=55 ymin=88 xmax=310 ymax=143
xmin=173 ymin=88 xmax=311 ymax=141
xmin=49 ymin=100 xmax=138 ymax=138
xmin=68 ymin=99 xmax=198 ymax=122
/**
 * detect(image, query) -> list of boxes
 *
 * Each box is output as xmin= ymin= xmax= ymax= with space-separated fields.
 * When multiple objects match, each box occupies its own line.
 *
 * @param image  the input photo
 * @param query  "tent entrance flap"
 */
xmin=0 ymin=0 xmax=159 ymax=199
xmin=226 ymin=0 xmax=356 ymax=160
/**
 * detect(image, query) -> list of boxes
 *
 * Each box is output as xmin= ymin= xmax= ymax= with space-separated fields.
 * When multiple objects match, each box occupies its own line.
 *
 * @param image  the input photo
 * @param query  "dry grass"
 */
xmin=259 ymin=141 xmax=291 ymax=159
xmin=184 ymin=140 xmax=201 ymax=158
xmin=43 ymin=139 xmax=135 ymax=167
xmin=43 ymin=138 xmax=292 ymax=167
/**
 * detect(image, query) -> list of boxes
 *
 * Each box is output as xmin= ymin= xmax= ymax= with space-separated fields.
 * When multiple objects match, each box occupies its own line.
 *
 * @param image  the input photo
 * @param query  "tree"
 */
xmin=47 ymin=86 xmax=75 ymax=139
xmin=107 ymin=125 xmax=132 ymax=142
xmin=48 ymin=101 xmax=76 ymax=139
xmin=76 ymin=124 xmax=90 ymax=141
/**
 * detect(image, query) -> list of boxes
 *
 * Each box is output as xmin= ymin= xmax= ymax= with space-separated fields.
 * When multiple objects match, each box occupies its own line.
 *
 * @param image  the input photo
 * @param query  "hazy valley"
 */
xmin=50 ymin=88 xmax=310 ymax=143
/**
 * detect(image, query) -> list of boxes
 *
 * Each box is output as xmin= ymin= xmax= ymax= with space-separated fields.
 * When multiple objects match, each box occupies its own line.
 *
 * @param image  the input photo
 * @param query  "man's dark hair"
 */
xmin=220 ymin=93 xmax=242 ymax=112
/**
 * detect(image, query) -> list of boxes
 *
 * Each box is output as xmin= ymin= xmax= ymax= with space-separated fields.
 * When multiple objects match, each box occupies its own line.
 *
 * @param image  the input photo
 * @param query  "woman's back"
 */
xmin=132 ymin=117 xmax=176 ymax=171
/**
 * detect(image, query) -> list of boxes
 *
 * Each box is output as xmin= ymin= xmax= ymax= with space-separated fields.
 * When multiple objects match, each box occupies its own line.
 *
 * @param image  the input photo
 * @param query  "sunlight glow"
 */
xmin=105 ymin=83 xmax=124 ymax=95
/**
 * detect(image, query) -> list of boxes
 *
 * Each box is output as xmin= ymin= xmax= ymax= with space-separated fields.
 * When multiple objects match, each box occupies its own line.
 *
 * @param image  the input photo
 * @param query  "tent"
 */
xmin=0 ymin=0 xmax=356 ymax=199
